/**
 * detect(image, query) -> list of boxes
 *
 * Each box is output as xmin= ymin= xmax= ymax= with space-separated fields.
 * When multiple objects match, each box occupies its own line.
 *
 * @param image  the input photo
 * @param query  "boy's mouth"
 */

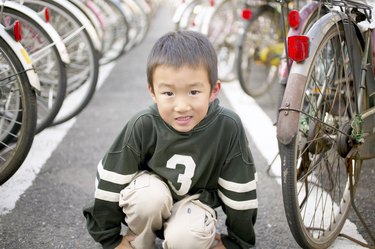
xmin=175 ymin=116 xmax=192 ymax=125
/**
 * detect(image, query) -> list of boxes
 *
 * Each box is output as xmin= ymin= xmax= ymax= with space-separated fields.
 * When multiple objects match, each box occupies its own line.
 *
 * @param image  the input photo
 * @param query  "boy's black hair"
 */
xmin=147 ymin=30 xmax=218 ymax=91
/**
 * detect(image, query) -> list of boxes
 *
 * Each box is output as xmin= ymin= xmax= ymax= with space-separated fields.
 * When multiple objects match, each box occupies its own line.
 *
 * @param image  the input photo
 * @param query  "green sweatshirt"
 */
xmin=83 ymin=99 xmax=257 ymax=249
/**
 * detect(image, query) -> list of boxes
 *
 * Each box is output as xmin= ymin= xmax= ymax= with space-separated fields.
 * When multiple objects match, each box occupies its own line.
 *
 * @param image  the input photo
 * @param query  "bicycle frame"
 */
xmin=354 ymin=27 xmax=375 ymax=160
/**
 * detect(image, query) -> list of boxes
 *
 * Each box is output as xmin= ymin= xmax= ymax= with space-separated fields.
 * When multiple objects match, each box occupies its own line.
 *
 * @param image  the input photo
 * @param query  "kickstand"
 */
xmin=266 ymin=152 xmax=280 ymax=178
xmin=338 ymin=155 xmax=375 ymax=248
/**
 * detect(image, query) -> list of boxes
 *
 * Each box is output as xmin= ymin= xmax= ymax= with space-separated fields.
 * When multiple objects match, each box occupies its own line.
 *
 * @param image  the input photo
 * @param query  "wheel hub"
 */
xmin=337 ymin=122 xmax=353 ymax=158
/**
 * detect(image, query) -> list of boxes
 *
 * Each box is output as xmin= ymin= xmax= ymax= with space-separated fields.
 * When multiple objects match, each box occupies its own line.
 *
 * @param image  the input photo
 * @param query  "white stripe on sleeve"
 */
xmin=218 ymin=190 xmax=257 ymax=210
xmin=97 ymin=160 xmax=136 ymax=185
xmin=95 ymin=188 xmax=120 ymax=202
xmin=218 ymin=177 xmax=256 ymax=193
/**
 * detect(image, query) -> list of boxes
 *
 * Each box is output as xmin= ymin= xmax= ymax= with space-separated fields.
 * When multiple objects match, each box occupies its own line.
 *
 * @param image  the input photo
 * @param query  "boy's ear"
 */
xmin=148 ymin=84 xmax=157 ymax=102
xmin=210 ymin=80 xmax=221 ymax=102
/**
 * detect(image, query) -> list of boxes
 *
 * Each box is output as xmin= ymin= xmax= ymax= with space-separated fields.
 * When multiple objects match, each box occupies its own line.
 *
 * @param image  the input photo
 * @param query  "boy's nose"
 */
xmin=174 ymin=98 xmax=191 ymax=112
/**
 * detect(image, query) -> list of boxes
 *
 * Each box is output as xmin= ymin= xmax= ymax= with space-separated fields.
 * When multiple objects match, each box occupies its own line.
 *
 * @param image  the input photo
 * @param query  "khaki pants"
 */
xmin=119 ymin=171 xmax=217 ymax=249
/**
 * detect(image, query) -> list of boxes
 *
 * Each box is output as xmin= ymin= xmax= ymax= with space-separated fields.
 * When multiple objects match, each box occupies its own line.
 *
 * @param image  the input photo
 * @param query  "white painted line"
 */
xmin=221 ymin=82 xmax=281 ymax=178
xmin=0 ymin=119 xmax=75 ymax=214
xmin=0 ymin=62 xmax=115 ymax=215
xmin=221 ymin=80 xmax=367 ymax=248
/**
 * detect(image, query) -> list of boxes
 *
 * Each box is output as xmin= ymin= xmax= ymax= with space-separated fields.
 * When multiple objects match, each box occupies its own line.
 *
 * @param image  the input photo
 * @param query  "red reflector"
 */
xmin=242 ymin=8 xmax=252 ymax=20
xmin=14 ymin=20 xmax=22 ymax=42
xmin=44 ymin=7 xmax=50 ymax=22
xmin=209 ymin=0 xmax=215 ymax=6
xmin=288 ymin=10 xmax=300 ymax=29
xmin=288 ymin=35 xmax=309 ymax=62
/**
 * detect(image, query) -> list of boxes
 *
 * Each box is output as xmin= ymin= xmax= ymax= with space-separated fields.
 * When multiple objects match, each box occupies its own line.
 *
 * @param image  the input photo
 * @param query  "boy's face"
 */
xmin=149 ymin=65 xmax=220 ymax=133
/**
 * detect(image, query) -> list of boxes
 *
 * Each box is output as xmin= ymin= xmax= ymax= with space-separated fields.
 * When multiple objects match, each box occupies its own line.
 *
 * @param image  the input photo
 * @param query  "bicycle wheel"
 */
xmin=0 ymin=35 xmax=37 ymax=185
xmin=91 ymin=0 xmax=129 ymax=65
xmin=131 ymin=0 xmax=152 ymax=45
xmin=180 ymin=0 xmax=208 ymax=31
xmin=120 ymin=0 xmax=149 ymax=51
xmin=203 ymin=0 xmax=238 ymax=82
xmin=278 ymin=17 xmax=362 ymax=248
xmin=23 ymin=0 xmax=100 ymax=125
xmin=236 ymin=4 xmax=282 ymax=97
xmin=2 ymin=3 xmax=67 ymax=133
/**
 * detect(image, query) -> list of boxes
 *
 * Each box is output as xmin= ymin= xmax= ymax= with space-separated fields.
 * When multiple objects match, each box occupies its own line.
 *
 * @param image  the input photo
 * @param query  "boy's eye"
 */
xmin=162 ymin=91 xmax=173 ymax=96
xmin=190 ymin=90 xmax=200 ymax=95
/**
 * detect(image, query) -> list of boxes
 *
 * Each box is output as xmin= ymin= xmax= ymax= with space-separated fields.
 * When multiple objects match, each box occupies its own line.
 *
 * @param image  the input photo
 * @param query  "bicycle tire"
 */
xmin=120 ymin=0 xmax=149 ymax=52
xmin=2 ymin=4 xmax=67 ymax=134
xmin=93 ymin=0 xmax=129 ymax=65
xmin=23 ymin=0 xmax=100 ymax=125
xmin=236 ymin=5 xmax=282 ymax=97
xmin=202 ymin=0 xmax=237 ymax=82
xmin=178 ymin=0 xmax=204 ymax=31
xmin=277 ymin=16 xmax=362 ymax=248
xmin=131 ymin=0 xmax=151 ymax=46
xmin=68 ymin=0 xmax=104 ymax=49
xmin=173 ymin=0 xmax=202 ymax=31
xmin=0 ymin=36 xmax=37 ymax=185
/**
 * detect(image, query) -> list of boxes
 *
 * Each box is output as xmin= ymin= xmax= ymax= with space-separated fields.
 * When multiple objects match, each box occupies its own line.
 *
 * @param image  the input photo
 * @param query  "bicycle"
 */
xmin=2 ymin=0 xmax=70 ymax=133
xmin=173 ymin=0 xmax=243 ymax=82
xmin=0 ymin=22 xmax=39 ymax=185
xmin=172 ymin=0 xmax=204 ymax=31
xmin=237 ymin=0 xmax=315 ymax=97
xmin=199 ymin=0 xmax=242 ymax=82
xmin=88 ymin=0 xmax=129 ymax=65
xmin=23 ymin=0 xmax=101 ymax=125
xmin=277 ymin=0 xmax=375 ymax=248
xmin=122 ymin=0 xmax=152 ymax=49
xmin=236 ymin=0 xmax=284 ymax=97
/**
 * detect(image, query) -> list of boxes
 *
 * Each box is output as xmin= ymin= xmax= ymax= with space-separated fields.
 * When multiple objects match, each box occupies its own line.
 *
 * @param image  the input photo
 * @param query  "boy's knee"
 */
xmin=163 ymin=200 xmax=216 ymax=249
xmin=120 ymin=172 xmax=173 ymax=217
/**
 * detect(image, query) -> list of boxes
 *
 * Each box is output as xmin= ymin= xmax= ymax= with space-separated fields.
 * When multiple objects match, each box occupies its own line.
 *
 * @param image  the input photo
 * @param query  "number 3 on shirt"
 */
xmin=166 ymin=154 xmax=196 ymax=196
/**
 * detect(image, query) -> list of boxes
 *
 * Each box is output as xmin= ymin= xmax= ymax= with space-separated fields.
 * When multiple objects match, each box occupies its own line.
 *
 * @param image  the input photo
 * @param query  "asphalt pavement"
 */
xmin=0 ymin=4 xmax=373 ymax=249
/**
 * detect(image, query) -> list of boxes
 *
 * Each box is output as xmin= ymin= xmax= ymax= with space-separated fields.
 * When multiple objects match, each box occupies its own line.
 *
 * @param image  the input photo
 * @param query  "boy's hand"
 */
xmin=115 ymin=234 xmax=136 ymax=249
xmin=210 ymin=234 xmax=226 ymax=249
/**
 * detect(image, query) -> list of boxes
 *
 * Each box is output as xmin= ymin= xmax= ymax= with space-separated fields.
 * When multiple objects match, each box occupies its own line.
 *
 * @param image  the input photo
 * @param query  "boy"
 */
xmin=83 ymin=30 xmax=257 ymax=249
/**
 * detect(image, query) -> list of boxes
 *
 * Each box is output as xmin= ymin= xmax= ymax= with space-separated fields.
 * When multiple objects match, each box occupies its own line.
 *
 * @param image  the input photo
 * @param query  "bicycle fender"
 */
xmin=278 ymin=1 xmax=320 ymax=82
xmin=277 ymin=12 xmax=347 ymax=145
xmin=277 ymin=73 xmax=306 ymax=145
xmin=0 ymin=25 xmax=41 ymax=91
xmin=172 ymin=0 xmax=194 ymax=27
xmin=3 ymin=1 xmax=71 ymax=64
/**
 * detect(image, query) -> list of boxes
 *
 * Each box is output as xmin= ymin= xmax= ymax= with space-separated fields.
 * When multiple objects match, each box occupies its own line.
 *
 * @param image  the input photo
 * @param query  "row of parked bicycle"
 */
xmin=172 ymin=1 xmax=375 ymax=249
xmin=170 ymin=0 xmax=310 ymax=98
xmin=0 ymin=0 xmax=162 ymax=185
